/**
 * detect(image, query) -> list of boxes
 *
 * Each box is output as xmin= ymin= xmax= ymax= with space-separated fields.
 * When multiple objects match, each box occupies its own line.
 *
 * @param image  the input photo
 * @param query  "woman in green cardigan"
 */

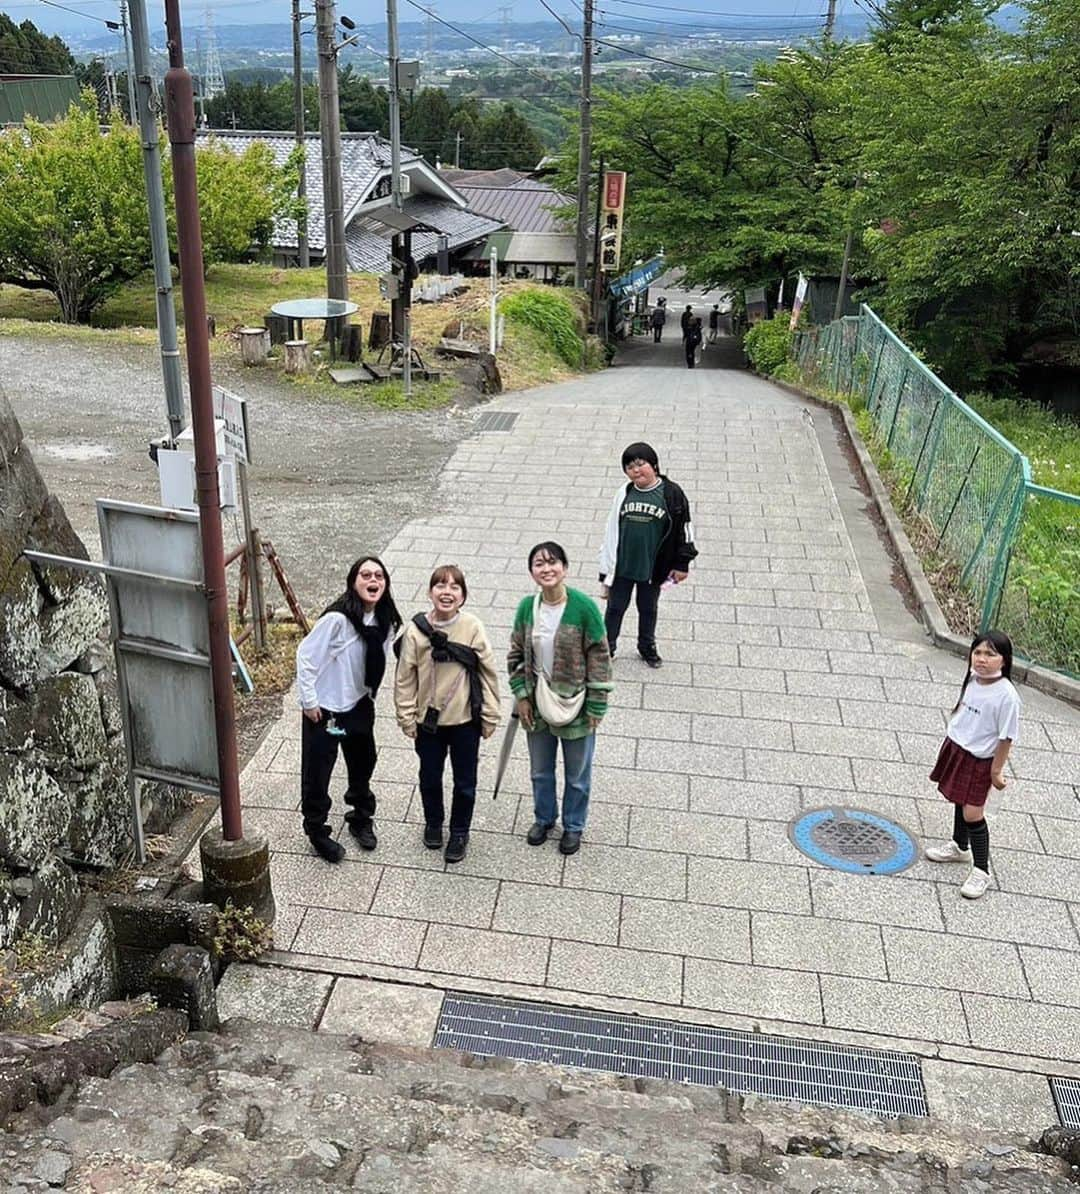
xmin=507 ymin=541 xmax=613 ymax=855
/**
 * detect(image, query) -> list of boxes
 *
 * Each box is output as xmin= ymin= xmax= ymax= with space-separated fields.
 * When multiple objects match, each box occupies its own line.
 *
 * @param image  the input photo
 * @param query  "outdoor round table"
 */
xmin=270 ymin=297 xmax=359 ymax=345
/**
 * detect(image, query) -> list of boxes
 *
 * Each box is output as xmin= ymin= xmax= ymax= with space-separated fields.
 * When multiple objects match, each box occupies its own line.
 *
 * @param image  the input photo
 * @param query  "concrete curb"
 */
xmin=769 ymin=377 xmax=1080 ymax=710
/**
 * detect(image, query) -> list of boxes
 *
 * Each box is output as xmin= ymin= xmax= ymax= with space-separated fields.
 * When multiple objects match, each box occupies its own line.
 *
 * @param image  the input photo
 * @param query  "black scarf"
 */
xmin=410 ymin=614 xmax=483 ymax=726
xmin=325 ymin=593 xmax=388 ymax=697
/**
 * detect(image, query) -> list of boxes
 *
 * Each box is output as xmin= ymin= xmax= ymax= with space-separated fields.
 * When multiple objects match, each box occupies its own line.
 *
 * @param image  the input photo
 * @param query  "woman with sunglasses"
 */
xmin=295 ymin=556 xmax=401 ymax=863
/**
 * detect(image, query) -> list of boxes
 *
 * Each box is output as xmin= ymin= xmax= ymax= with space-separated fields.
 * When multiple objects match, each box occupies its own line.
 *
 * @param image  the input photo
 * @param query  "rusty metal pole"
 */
xmin=163 ymin=0 xmax=243 ymax=842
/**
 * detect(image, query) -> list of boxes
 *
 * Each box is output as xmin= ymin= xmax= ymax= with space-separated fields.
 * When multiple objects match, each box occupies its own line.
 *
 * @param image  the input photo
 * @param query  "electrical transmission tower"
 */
xmin=426 ymin=3 xmax=437 ymax=54
xmin=499 ymin=5 xmax=512 ymax=53
xmin=202 ymin=7 xmax=225 ymax=100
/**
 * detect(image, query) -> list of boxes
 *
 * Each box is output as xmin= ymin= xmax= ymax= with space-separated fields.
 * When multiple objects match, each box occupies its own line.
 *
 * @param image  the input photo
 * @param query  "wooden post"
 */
xmin=284 ymin=339 xmax=312 ymax=374
xmin=237 ymin=460 xmax=266 ymax=651
xmin=239 ymin=326 xmax=270 ymax=365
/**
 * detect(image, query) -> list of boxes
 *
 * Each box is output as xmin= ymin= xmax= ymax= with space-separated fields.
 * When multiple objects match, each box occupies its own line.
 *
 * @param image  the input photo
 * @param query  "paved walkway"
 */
xmin=238 ymin=331 xmax=1080 ymax=1071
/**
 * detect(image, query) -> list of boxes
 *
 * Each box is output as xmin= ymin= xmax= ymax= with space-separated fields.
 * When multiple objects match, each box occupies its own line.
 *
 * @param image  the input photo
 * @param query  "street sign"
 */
xmin=212 ymin=385 xmax=251 ymax=464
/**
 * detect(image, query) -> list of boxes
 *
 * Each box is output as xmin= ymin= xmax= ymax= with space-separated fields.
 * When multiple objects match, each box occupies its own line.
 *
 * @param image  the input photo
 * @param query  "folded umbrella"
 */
xmin=491 ymin=711 xmax=519 ymax=800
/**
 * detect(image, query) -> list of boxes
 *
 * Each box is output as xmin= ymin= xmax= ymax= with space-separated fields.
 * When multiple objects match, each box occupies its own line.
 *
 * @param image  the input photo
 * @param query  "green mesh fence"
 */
xmin=794 ymin=306 xmax=1080 ymax=678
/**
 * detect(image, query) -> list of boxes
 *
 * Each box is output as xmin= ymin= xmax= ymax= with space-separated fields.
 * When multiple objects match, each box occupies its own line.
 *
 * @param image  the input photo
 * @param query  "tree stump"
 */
xmin=239 ymin=327 xmax=270 ymax=366
xmin=283 ymin=340 xmax=312 ymax=375
xmin=340 ymin=324 xmax=363 ymax=363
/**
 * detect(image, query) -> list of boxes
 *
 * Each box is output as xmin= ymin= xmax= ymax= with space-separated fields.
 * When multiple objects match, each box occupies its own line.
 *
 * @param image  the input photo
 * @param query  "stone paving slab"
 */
xmin=236 ymin=353 xmax=1080 ymax=1073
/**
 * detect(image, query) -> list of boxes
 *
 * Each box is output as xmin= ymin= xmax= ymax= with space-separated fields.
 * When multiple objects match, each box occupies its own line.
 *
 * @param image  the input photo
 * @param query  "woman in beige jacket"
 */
xmin=394 ymin=564 xmax=501 ymax=862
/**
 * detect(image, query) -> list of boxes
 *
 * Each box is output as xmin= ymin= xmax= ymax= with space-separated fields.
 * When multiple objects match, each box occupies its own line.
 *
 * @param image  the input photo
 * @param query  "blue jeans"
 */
xmin=526 ymin=728 xmax=596 ymax=834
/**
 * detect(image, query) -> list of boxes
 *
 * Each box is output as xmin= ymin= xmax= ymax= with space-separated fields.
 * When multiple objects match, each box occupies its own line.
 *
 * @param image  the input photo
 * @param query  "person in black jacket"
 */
xmin=685 ymin=315 xmax=703 ymax=368
xmin=680 ymin=304 xmax=693 ymax=341
xmin=598 ymin=442 xmax=698 ymax=668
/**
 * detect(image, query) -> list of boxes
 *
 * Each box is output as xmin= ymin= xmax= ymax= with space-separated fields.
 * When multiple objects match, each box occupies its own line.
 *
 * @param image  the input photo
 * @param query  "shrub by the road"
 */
xmin=500 ymin=287 xmax=583 ymax=368
xmin=744 ymin=313 xmax=793 ymax=376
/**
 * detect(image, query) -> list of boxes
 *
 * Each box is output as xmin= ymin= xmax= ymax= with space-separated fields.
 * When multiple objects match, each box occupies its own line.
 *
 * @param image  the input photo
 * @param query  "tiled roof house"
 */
xmin=202 ymin=129 xmax=504 ymax=273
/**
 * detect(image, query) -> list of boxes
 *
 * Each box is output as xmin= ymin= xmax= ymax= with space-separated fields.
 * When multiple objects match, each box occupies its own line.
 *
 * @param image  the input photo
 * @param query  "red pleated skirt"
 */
xmin=929 ymin=737 xmax=992 ymax=806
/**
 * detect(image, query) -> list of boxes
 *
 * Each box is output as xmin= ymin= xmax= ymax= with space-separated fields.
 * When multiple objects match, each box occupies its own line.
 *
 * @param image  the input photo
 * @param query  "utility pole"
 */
xmin=162 ymin=0 xmax=243 ymax=844
xmin=119 ymin=1 xmax=137 ymax=123
xmin=833 ymin=228 xmax=853 ymax=321
xmin=590 ymin=156 xmax=603 ymax=331
xmin=825 ymin=0 xmax=837 ymax=37
xmin=315 ymin=0 xmax=347 ymax=324
xmin=129 ymin=0 xmax=186 ymax=441
xmin=292 ymin=0 xmax=310 ymax=268
xmin=573 ymin=0 xmax=593 ymax=289
xmin=387 ymin=0 xmax=412 ymax=397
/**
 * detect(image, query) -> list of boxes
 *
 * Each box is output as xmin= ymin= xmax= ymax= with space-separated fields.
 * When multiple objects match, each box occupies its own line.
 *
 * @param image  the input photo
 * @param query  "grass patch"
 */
xmin=1 ymin=266 xmax=593 ymax=395
xmin=233 ymin=619 xmax=303 ymax=695
xmin=791 ymin=349 xmax=1080 ymax=675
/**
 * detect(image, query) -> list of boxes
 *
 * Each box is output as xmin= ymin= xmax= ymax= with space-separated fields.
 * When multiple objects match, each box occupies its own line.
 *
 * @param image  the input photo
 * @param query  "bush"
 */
xmin=500 ymin=287 xmax=584 ymax=368
xmin=744 ymin=313 xmax=794 ymax=376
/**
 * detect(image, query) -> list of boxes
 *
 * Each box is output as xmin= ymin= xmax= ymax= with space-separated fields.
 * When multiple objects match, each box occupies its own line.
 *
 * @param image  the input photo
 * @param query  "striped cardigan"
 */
xmin=507 ymin=587 xmax=613 ymax=740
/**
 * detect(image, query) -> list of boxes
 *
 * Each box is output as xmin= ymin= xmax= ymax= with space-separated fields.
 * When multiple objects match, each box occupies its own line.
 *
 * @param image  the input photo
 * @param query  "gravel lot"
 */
xmin=1 ymin=333 xmax=474 ymax=615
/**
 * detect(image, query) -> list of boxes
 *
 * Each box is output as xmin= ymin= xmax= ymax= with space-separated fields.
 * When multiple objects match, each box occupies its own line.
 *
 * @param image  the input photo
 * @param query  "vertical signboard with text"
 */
xmin=600 ymin=171 xmax=626 ymax=273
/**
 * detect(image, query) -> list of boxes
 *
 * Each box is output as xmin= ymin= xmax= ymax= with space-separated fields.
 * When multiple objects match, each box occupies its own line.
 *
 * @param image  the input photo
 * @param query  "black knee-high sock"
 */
xmin=967 ymin=818 xmax=990 ymax=872
xmin=952 ymin=804 xmax=969 ymax=850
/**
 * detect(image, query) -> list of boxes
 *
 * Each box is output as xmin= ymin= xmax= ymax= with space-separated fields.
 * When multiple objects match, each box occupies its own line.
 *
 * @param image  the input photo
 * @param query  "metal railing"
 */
xmin=795 ymin=306 xmax=1080 ymax=678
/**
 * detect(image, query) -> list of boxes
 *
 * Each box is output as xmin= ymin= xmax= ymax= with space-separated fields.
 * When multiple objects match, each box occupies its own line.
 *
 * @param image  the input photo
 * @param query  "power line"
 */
xmin=400 ymin=0 xmax=574 ymax=89
xmin=35 ymin=0 xmax=118 ymax=24
xmin=599 ymin=0 xmax=824 ymax=15
xmin=592 ymin=36 xmax=725 ymax=73
xmin=597 ymin=3 xmax=824 ymax=27
xmin=595 ymin=17 xmax=822 ymax=41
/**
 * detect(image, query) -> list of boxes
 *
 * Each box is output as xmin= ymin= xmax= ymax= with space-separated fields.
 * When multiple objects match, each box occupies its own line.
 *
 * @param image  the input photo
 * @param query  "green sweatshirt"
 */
xmin=507 ymin=587 xmax=613 ymax=740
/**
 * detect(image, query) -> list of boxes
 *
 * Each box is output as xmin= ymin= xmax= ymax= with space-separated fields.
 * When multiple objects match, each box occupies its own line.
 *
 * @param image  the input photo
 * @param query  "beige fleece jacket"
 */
xmin=393 ymin=611 xmax=502 ymax=735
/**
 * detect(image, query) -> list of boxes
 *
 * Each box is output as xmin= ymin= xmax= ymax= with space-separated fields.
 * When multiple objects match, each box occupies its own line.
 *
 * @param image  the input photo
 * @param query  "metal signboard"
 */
xmin=212 ymin=385 xmax=251 ymax=464
xmin=97 ymin=500 xmax=218 ymax=793
xmin=25 ymin=500 xmax=218 ymax=863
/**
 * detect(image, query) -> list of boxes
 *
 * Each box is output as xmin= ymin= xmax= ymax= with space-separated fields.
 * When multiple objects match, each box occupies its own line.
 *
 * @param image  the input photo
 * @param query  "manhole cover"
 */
xmin=788 ymin=807 xmax=918 ymax=875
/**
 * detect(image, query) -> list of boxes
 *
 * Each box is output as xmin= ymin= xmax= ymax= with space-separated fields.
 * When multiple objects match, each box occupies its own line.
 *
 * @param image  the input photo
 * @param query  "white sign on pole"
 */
xmin=212 ymin=385 xmax=251 ymax=464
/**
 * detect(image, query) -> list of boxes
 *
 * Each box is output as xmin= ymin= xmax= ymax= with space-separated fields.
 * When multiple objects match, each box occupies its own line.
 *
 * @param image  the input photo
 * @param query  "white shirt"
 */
xmin=295 ymin=610 xmax=391 ymax=712
xmin=946 ymin=677 xmax=1021 ymax=759
xmin=531 ymin=597 xmax=566 ymax=681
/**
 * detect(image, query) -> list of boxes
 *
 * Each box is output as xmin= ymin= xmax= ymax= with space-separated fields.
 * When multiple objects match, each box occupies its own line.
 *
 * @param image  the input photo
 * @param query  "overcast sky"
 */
xmin=5 ymin=0 xmax=834 ymax=39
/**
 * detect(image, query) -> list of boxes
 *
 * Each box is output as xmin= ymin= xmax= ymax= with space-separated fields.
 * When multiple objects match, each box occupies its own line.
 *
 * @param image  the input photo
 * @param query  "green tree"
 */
xmin=468 ymin=102 xmax=545 ymax=170
xmin=0 ymin=101 xmax=288 ymax=321
xmin=338 ymin=67 xmax=388 ymax=134
xmin=0 ymin=101 xmax=150 ymax=322
xmin=0 ymin=15 xmax=74 ymax=75
xmin=187 ymin=138 xmax=279 ymax=268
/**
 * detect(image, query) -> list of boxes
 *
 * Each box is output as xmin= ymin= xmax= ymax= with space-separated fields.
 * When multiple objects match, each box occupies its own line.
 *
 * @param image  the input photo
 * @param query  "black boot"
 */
xmin=309 ymin=833 xmax=345 ymax=864
xmin=444 ymin=833 xmax=468 ymax=863
xmin=348 ymin=819 xmax=377 ymax=850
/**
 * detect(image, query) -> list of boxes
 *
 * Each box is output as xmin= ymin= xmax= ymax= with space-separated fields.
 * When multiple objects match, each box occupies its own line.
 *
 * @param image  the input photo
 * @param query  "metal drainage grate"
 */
xmin=474 ymin=411 xmax=519 ymax=433
xmin=434 ymin=993 xmax=928 ymax=1119
xmin=1050 ymin=1077 xmax=1080 ymax=1128
xmin=788 ymin=806 xmax=918 ymax=876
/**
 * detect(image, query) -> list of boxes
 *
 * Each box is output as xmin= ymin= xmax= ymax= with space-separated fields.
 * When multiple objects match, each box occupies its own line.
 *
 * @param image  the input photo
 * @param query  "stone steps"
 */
xmin=3 ymin=1016 xmax=1077 ymax=1191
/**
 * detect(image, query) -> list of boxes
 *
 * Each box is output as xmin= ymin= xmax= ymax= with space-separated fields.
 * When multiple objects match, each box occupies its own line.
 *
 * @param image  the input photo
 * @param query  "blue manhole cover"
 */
xmin=788 ymin=806 xmax=918 ymax=875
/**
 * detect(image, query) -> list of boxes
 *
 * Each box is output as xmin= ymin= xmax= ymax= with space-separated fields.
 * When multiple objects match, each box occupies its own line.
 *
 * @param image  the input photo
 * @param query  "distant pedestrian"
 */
xmin=508 ymin=542 xmax=612 ymax=855
xmin=394 ymin=564 xmax=501 ymax=864
xmin=684 ymin=315 xmax=703 ymax=367
xmin=924 ymin=630 xmax=1020 ymax=900
xmin=296 ymin=556 xmax=401 ymax=863
xmin=649 ymin=302 xmax=667 ymax=343
xmin=599 ymin=442 xmax=698 ymax=669
xmin=680 ymin=304 xmax=693 ymax=341
xmin=708 ymin=304 xmax=720 ymax=344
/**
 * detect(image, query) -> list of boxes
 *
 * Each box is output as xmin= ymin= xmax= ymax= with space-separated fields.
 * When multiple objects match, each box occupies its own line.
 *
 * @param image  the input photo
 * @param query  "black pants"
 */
xmin=300 ymin=699 xmax=376 ymax=839
xmin=414 ymin=722 xmax=481 ymax=835
xmin=652 ymin=326 xmax=662 ymax=342
xmin=605 ymin=575 xmax=660 ymax=656
xmin=685 ymin=341 xmax=698 ymax=368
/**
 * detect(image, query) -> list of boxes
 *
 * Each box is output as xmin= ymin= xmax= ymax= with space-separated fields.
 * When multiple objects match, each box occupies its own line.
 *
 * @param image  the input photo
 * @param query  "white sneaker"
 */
xmin=960 ymin=867 xmax=992 ymax=899
xmin=925 ymin=840 xmax=972 ymax=864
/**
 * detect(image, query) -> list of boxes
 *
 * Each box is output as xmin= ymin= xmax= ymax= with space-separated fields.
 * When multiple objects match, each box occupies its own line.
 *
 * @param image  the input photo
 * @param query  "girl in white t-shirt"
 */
xmin=925 ymin=631 xmax=1021 ymax=900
